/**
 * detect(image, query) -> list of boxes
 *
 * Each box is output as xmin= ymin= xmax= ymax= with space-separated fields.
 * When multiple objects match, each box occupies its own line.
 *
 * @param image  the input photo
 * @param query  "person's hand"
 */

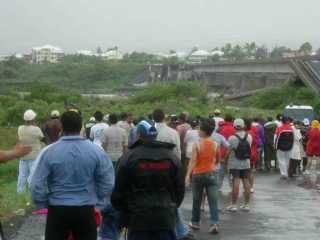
xmin=13 ymin=142 xmax=32 ymax=158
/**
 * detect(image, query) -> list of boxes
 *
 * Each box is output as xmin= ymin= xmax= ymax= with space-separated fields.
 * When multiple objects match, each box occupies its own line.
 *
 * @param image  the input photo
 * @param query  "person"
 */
xmin=186 ymin=120 xmax=220 ymax=234
xmin=17 ymin=109 xmax=44 ymax=193
xmin=30 ymin=111 xmax=114 ymax=240
xmin=253 ymin=118 xmax=265 ymax=171
xmin=264 ymin=117 xmax=277 ymax=171
xmin=210 ymin=120 xmax=230 ymax=191
xmin=153 ymin=109 xmax=194 ymax=240
xmin=212 ymin=109 xmax=224 ymax=132
xmin=274 ymin=117 xmax=294 ymax=179
xmin=305 ymin=120 xmax=320 ymax=177
xmin=101 ymin=113 xmax=128 ymax=165
xmin=90 ymin=111 xmax=109 ymax=147
xmin=245 ymin=118 xmax=259 ymax=193
xmin=42 ymin=110 xmax=62 ymax=144
xmin=184 ymin=119 xmax=200 ymax=175
xmin=85 ymin=117 xmax=96 ymax=139
xmin=301 ymin=119 xmax=311 ymax=172
xmin=288 ymin=121 xmax=303 ymax=178
xmin=176 ymin=112 xmax=191 ymax=168
xmin=153 ymin=109 xmax=181 ymax=158
xmin=0 ymin=143 xmax=32 ymax=239
xmin=275 ymin=114 xmax=283 ymax=127
xmin=226 ymin=118 xmax=252 ymax=212
xmin=117 ymin=112 xmax=134 ymax=137
xmin=111 ymin=120 xmax=185 ymax=240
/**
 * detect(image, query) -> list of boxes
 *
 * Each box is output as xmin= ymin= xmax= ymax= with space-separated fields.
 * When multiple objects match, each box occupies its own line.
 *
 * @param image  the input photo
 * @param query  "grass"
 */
xmin=0 ymin=128 xmax=31 ymax=221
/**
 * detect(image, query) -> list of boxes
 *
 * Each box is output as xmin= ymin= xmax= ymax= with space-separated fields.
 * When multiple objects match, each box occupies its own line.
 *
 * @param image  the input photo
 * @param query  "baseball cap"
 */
xmin=24 ymin=109 xmax=37 ymax=121
xmin=137 ymin=120 xmax=158 ymax=138
xmin=214 ymin=109 xmax=221 ymax=114
xmin=51 ymin=110 xmax=60 ymax=118
xmin=233 ymin=118 xmax=245 ymax=129
xmin=89 ymin=117 xmax=96 ymax=122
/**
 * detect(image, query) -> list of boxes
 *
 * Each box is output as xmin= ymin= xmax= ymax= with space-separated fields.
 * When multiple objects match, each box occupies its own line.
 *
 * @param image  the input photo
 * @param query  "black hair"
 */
xmin=120 ymin=112 xmax=128 ymax=121
xmin=179 ymin=112 xmax=188 ymax=123
xmin=153 ymin=109 xmax=165 ymax=123
xmin=109 ymin=113 xmax=118 ymax=125
xmin=61 ymin=111 xmax=82 ymax=133
xmin=225 ymin=114 xmax=233 ymax=122
xmin=244 ymin=118 xmax=252 ymax=130
xmin=276 ymin=114 xmax=282 ymax=121
xmin=200 ymin=119 xmax=214 ymax=136
xmin=190 ymin=119 xmax=199 ymax=128
xmin=94 ymin=111 xmax=103 ymax=122
xmin=282 ymin=116 xmax=289 ymax=124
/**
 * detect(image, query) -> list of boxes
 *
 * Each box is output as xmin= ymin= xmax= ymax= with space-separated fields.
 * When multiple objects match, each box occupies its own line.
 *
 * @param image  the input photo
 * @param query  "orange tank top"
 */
xmin=192 ymin=138 xmax=217 ymax=175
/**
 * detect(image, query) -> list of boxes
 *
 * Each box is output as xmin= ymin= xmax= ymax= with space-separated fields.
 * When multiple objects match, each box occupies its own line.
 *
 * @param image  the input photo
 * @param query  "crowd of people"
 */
xmin=1 ymin=106 xmax=320 ymax=240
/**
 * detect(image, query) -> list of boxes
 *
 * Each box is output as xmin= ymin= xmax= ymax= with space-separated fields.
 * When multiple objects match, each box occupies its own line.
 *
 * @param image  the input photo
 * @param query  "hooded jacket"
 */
xmin=111 ymin=139 xmax=185 ymax=231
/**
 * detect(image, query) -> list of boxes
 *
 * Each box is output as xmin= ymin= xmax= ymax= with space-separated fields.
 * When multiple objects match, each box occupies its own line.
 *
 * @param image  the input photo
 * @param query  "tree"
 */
xmin=255 ymin=46 xmax=269 ymax=60
xmin=96 ymin=46 xmax=103 ymax=54
xmin=270 ymin=46 xmax=291 ymax=59
xmin=221 ymin=43 xmax=233 ymax=59
xmin=244 ymin=42 xmax=257 ymax=58
xmin=299 ymin=42 xmax=313 ymax=55
xmin=230 ymin=45 xmax=246 ymax=61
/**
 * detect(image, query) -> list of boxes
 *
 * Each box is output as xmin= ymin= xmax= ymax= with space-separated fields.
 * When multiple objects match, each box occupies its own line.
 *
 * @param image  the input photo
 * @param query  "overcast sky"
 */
xmin=1 ymin=0 xmax=319 ymax=54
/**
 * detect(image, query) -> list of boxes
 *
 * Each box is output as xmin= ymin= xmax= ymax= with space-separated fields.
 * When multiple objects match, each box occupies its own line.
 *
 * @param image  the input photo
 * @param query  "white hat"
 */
xmin=103 ymin=114 xmax=109 ymax=122
xmin=89 ymin=117 xmax=96 ymax=122
xmin=51 ymin=110 xmax=60 ymax=118
xmin=214 ymin=109 xmax=221 ymax=114
xmin=303 ymin=118 xmax=310 ymax=126
xmin=233 ymin=118 xmax=245 ymax=129
xmin=24 ymin=109 xmax=37 ymax=121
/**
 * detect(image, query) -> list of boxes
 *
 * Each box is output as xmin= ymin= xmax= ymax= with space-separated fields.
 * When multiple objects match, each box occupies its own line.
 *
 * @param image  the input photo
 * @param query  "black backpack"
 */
xmin=234 ymin=133 xmax=251 ymax=160
xmin=277 ymin=131 xmax=294 ymax=151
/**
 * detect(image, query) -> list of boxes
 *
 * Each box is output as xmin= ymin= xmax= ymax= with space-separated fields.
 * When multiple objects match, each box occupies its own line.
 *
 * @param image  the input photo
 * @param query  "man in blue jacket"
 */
xmin=30 ymin=110 xmax=114 ymax=240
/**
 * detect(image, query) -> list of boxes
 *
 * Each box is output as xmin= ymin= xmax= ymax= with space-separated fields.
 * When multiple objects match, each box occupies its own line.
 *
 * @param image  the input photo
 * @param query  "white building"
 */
xmin=76 ymin=50 xmax=94 ymax=56
xmin=100 ymin=48 xmax=123 ymax=61
xmin=32 ymin=45 xmax=64 ymax=64
xmin=188 ymin=49 xmax=211 ymax=64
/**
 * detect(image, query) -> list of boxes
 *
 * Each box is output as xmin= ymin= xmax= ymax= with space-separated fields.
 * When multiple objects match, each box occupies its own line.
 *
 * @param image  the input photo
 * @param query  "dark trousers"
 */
xmin=45 ymin=206 xmax=97 ymax=240
xmin=128 ymin=230 xmax=177 ymax=240
xmin=0 ymin=221 xmax=4 ymax=240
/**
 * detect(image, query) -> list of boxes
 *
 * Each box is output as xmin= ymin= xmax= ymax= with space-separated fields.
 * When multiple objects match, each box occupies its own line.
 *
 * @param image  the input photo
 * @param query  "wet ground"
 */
xmin=5 ymin=173 xmax=320 ymax=240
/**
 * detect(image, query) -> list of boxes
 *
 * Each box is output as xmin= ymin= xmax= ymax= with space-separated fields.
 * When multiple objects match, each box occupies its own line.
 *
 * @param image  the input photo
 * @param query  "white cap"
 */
xmin=233 ymin=118 xmax=245 ymax=129
xmin=103 ymin=114 xmax=109 ymax=122
xmin=24 ymin=109 xmax=37 ymax=121
xmin=89 ymin=117 xmax=96 ymax=122
xmin=303 ymin=118 xmax=310 ymax=126
xmin=214 ymin=109 xmax=221 ymax=114
xmin=51 ymin=110 xmax=60 ymax=118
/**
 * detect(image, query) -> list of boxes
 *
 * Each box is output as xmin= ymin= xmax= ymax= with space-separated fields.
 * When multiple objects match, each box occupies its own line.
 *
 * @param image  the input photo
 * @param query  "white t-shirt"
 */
xmin=184 ymin=129 xmax=200 ymax=159
xmin=18 ymin=125 xmax=44 ymax=160
xmin=213 ymin=117 xmax=224 ymax=132
xmin=90 ymin=122 xmax=109 ymax=146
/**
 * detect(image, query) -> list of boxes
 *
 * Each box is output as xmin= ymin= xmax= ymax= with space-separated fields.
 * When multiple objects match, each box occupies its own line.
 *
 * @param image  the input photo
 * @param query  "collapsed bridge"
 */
xmin=135 ymin=55 xmax=320 ymax=99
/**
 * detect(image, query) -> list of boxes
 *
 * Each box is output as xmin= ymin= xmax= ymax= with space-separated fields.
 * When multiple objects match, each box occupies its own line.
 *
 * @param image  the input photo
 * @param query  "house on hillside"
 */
xmin=31 ymin=45 xmax=64 ymax=64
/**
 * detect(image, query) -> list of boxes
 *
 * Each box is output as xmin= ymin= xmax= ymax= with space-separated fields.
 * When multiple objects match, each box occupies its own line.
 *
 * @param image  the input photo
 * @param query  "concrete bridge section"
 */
xmin=139 ymin=55 xmax=320 ymax=97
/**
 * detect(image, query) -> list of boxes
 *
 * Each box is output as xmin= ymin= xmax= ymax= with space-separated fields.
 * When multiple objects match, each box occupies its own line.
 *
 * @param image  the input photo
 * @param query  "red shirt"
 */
xmin=306 ymin=128 xmax=320 ymax=157
xmin=247 ymin=125 xmax=259 ymax=165
xmin=218 ymin=121 xmax=235 ymax=158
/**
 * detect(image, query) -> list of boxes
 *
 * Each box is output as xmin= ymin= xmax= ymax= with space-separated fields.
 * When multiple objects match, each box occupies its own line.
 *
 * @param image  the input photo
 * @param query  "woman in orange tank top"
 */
xmin=185 ymin=119 xmax=220 ymax=234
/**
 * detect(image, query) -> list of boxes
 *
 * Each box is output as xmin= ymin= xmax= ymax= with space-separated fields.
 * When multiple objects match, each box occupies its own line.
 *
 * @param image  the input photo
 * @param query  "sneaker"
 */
xmin=250 ymin=188 xmax=255 ymax=193
xmin=240 ymin=204 xmax=250 ymax=212
xmin=188 ymin=222 xmax=200 ymax=230
xmin=226 ymin=205 xmax=238 ymax=212
xmin=208 ymin=224 xmax=219 ymax=234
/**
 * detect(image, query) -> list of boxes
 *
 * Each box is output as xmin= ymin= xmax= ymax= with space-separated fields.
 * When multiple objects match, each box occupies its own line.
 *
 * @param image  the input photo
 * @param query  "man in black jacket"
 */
xmin=111 ymin=120 xmax=185 ymax=240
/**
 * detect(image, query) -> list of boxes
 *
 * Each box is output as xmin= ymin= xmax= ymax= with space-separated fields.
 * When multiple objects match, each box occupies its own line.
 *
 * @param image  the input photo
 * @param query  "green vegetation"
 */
xmin=243 ymin=82 xmax=320 ymax=113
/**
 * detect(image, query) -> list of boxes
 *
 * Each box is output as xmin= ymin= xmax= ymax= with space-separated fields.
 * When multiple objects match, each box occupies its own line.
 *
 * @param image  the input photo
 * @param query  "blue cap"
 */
xmin=137 ymin=120 xmax=158 ymax=138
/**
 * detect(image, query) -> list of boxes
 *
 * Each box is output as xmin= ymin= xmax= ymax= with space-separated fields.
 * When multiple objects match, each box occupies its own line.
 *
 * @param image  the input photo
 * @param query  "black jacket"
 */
xmin=111 ymin=139 xmax=185 ymax=231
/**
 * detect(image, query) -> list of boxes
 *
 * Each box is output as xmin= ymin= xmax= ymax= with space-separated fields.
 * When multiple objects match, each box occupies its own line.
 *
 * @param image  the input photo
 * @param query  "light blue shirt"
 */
xmin=30 ymin=136 xmax=114 ymax=209
xmin=211 ymin=132 xmax=230 ymax=148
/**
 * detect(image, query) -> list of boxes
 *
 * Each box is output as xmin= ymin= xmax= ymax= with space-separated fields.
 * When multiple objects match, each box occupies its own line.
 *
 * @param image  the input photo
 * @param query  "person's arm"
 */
xmin=174 ymin=131 xmax=182 ymax=160
xmin=95 ymin=152 xmax=115 ymax=202
xmin=0 ymin=143 xmax=32 ymax=163
xmin=185 ymin=143 xmax=198 ymax=186
xmin=30 ymin=151 xmax=50 ymax=209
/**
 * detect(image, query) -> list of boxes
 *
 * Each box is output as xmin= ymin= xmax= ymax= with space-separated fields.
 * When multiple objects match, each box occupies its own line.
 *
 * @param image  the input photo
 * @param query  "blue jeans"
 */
xmin=175 ymin=208 xmax=189 ymax=239
xmin=99 ymin=203 xmax=121 ymax=240
xmin=191 ymin=172 xmax=219 ymax=225
xmin=128 ymin=230 xmax=177 ymax=240
xmin=17 ymin=159 xmax=35 ymax=193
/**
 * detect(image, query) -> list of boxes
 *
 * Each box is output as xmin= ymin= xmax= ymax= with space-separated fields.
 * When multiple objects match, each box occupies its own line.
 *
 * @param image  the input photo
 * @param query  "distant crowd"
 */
xmin=1 ymin=107 xmax=320 ymax=240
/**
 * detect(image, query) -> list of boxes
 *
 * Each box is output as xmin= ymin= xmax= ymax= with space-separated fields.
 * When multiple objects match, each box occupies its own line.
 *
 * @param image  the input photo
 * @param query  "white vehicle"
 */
xmin=283 ymin=105 xmax=315 ymax=122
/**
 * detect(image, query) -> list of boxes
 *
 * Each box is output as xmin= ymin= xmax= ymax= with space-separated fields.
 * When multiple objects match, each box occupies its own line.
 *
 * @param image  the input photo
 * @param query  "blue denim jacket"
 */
xmin=30 ymin=136 xmax=115 ymax=209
